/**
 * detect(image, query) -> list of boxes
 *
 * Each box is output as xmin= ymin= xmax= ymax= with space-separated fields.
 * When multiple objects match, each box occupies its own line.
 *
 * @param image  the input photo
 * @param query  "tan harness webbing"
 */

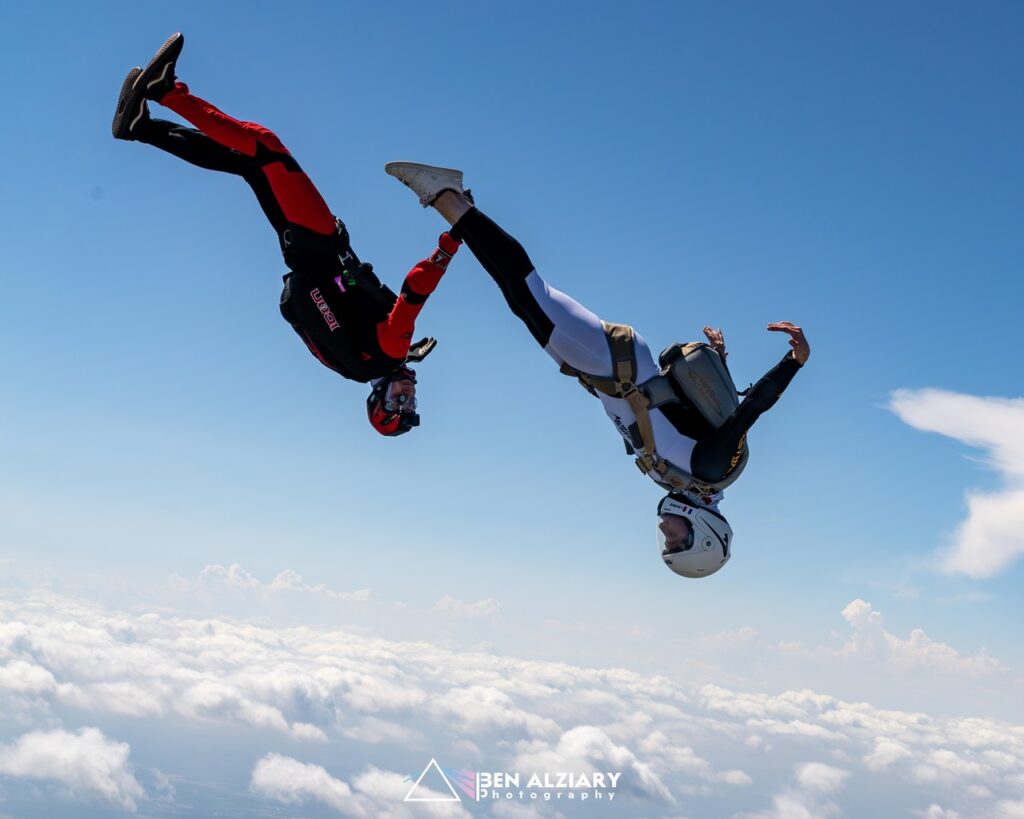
xmin=558 ymin=324 xmax=733 ymax=496
xmin=559 ymin=322 xmax=663 ymax=475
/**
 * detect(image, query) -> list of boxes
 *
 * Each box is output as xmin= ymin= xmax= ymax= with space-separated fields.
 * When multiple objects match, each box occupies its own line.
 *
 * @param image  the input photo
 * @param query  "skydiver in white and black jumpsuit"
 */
xmin=385 ymin=163 xmax=810 ymax=578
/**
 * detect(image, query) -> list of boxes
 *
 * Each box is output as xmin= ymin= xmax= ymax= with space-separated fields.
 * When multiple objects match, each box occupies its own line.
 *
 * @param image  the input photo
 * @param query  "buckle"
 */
xmin=634 ymin=451 xmax=656 ymax=474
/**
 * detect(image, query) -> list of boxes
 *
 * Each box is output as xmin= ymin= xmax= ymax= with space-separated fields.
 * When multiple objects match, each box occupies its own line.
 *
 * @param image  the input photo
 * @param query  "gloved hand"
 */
xmin=407 ymin=337 xmax=437 ymax=362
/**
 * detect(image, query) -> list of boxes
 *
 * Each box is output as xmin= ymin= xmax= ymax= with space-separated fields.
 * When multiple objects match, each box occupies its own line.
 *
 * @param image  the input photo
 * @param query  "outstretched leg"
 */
xmin=431 ymin=191 xmax=660 ymax=382
xmin=135 ymin=116 xmax=254 ymax=176
xmin=154 ymin=83 xmax=336 ymax=237
xmin=115 ymin=37 xmax=336 ymax=240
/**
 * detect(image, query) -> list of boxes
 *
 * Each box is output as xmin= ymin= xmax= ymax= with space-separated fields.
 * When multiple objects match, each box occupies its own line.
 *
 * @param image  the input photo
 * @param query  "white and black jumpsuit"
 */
xmin=449 ymin=208 xmax=803 ymax=495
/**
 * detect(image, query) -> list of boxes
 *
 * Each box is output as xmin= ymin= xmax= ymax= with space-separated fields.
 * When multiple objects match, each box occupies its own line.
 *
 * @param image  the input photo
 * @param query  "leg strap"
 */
xmin=557 ymin=322 xmax=661 ymax=472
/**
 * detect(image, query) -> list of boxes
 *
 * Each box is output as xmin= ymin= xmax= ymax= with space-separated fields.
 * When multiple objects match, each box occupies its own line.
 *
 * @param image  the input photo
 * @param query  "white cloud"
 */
xmin=839 ymin=599 xmax=1004 ymax=676
xmin=912 ymin=748 xmax=997 ymax=787
xmin=864 ymin=737 xmax=912 ymax=770
xmin=430 ymin=685 xmax=560 ymax=738
xmin=251 ymin=753 xmax=366 ymax=816
xmin=946 ymin=490 xmax=1024 ymax=578
xmin=197 ymin=562 xmax=372 ymax=602
xmin=794 ymin=762 xmax=848 ymax=794
xmin=0 ymin=727 xmax=145 ymax=811
xmin=512 ymin=725 xmax=675 ymax=803
xmin=914 ymin=806 xmax=961 ymax=819
xmin=997 ymin=801 xmax=1024 ymax=818
xmin=489 ymin=802 xmax=562 ymax=819
xmin=639 ymin=731 xmax=751 ymax=786
xmin=2 ymin=589 xmax=1024 ymax=817
xmin=250 ymin=755 xmax=472 ymax=818
xmin=698 ymin=627 xmax=759 ymax=648
xmin=889 ymin=388 xmax=1024 ymax=577
xmin=698 ymin=686 xmax=838 ymax=722
xmin=199 ymin=562 xmax=261 ymax=590
xmin=341 ymin=716 xmax=424 ymax=745
xmin=179 ymin=678 xmax=327 ymax=741
xmin=720 ymin=770 xmax=754 ymax=786
xmin=739 ymin=762 xmax=849 ymax=819
xmin=350 ymin=765 xmax=470 ymax=818
xmin=0 ymin=660 xmax=57 ymax=695
xmin=746 ymin=734 xmax=773 ymax=752
xmin=432 ymin=595 xmax=502 ymax=617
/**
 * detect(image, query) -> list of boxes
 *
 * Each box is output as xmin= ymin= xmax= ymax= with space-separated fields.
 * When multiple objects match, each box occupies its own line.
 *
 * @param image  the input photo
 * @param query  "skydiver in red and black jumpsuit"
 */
xmin=112 ymin=33 xmax=458 ymax=436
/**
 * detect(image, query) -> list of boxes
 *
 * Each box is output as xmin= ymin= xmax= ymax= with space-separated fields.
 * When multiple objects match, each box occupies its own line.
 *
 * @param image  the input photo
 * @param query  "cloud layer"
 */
xmin=250 ymin=753 xmax=471 ymax=818
xmin=0 ymin=727 xmax=145 ymax=810
xmin=0 ymin=588 xmax=1022 ymax=817
xmin=890 ymin=388 xmax=1024 ymax=578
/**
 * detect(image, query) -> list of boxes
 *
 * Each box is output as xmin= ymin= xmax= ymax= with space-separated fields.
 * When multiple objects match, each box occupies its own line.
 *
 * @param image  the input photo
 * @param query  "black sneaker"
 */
xmin=112 ymin=66 xmax=147 ymax=140
xmin=135 ymin=32 xmax=184 ymax=102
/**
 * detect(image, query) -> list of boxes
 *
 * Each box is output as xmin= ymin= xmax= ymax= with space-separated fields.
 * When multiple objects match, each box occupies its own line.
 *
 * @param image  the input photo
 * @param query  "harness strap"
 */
xmin=603 ymin=322 xmax=636 ymax=390
xmin=623 ymin=387 xmax=658 ymax=466
xmin=559 ymin=322 xmax=665 ymax=475
xmin=560 ymin=322 xmax=637 ymax=396
xmin=559 ymin=360 xmax=596 ymax=395
xmin=599 ymin=323 xmax=665 ymax=471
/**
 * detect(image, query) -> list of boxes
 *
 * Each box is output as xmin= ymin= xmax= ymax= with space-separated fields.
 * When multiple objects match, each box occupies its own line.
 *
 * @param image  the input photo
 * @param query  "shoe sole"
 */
xmin=384 ymin=162 xmax=465 ymax=206
xmin=384 ymin=161 xmax=463 ymax=177
xmin=134 ymin=32 xmax=184 ymax=99
xmin=112 ymin=66 xmax=143 ymax=139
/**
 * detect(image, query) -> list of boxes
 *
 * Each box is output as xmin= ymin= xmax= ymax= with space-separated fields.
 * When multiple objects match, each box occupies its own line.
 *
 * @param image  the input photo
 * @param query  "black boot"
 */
xmin=135 ymin=32 xmax=184 ymax=102
xmin=112 ymin=66 xmax=148 ymax=140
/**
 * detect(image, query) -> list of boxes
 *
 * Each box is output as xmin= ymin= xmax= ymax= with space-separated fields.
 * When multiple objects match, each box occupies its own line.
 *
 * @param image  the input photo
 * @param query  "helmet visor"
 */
xmin=657 ymin=513 xmax=694 ymax=556
xmin=384 ymin=394 xmax=417 ymax=413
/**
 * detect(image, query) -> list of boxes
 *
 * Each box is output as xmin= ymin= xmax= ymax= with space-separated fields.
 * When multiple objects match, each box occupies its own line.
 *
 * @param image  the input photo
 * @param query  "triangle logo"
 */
xmin=404 ymin=758 xmax=462 ymax=802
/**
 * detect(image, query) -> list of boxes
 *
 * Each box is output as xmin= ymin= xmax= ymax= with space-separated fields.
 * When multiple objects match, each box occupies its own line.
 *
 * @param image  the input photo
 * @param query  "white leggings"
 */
xmin=525 ymin=271 xmax=661 ymax=383
xmin=453 ymin=205 xmax=659 ymax=382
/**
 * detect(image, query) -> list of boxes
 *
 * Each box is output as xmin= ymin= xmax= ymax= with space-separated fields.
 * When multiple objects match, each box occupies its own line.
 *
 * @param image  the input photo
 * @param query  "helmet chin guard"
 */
xmin=367 ymin=366 xmax=419 ymax=437
xmin=656 ymin=493 xmax=732 ymax=578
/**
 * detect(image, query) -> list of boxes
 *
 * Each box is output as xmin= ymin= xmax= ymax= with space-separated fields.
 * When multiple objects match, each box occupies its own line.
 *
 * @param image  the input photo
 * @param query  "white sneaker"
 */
xmin=384 ymin=162 xmax=466 ymax=207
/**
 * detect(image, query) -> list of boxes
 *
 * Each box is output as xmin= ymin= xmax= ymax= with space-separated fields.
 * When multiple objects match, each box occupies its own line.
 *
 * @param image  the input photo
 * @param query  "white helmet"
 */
xmin=656 ymin=493 xmax=732 ymax=578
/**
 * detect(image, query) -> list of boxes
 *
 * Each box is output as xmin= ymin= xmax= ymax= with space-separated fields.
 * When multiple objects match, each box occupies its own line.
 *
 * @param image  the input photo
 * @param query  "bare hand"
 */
xmin=703 ymin=326 xmax=727 ymax=360
xmin=767 ymin=321 xmax=810 ymax=364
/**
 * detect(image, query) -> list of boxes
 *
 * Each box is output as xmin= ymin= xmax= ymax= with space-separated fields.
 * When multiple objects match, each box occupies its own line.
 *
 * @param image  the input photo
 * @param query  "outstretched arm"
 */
xmin=689 ymin=323 xmax=808 ymax=482
xmin=376 ymin=233 xmax=461 ymax=359
xmin=767 ymin=321 xmax=810 ymax=364
xmin=733 ymin=321 xmax=809 ymax=413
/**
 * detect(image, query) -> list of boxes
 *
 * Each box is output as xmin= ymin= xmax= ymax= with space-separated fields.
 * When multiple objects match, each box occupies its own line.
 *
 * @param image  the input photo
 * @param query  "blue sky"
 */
xmin=1 ymin=2 xmax=1023 ymax=817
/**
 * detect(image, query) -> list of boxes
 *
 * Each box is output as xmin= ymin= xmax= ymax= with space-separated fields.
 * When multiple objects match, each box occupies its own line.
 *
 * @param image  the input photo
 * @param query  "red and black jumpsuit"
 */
xmin=135 ymin=82 xmax=451 ymax=382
